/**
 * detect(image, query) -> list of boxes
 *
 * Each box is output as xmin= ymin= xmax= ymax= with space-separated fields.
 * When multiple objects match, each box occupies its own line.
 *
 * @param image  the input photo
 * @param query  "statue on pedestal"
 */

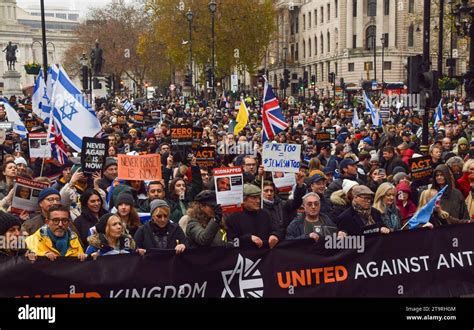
xmin=90 ymin=40 xmax=104 ymax=76
xmin=2 ymin=42 xmax=18 ymax=71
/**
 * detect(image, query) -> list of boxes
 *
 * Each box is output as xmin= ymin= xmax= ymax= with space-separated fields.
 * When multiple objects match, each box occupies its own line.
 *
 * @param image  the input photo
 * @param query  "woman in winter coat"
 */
xmin=395 ymin=181 xmax=417 ymax=225
xmin=464 ymin=173 xmax=474 ymax=219
xmin=373 ymin=182 xmax=402 ymax=231
xmin=329 ymin=179 xmax=358 ymax=222
xmin=432 ymin=164 xmax=470 ymax=220
xmin=115 ymin=192 xmax=142 ymax=237
xmin=73 ymin=189 xmax=108 ymax=248
xmin=185 ymin=191 xmax=232 ymax=248
xmin=86 ymin=213 xmax=138 ymax=257
xmin=456 ymin=159 xmax=474 ymax=198
xmin=0 ymin=161 xmax=16 ymax=200
xmin=134 ymin=199 xmax=188 ymax=254
xmin=417 ymin=189 xmax=471 ymax=227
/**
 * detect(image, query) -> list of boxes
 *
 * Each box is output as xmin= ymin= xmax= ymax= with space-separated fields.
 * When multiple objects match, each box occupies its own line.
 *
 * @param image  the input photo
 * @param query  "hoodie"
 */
xmin=432 ymin=164 xmax=470 ymax=220
xmin=395 ymin=182 xmax=417 ymax=223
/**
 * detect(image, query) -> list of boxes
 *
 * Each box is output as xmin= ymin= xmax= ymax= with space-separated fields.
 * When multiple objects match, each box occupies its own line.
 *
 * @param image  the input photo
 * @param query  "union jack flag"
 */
xmin=261 ymin=78 xmax=288 ymax=142
xmin=48 ymin=116 xmax=68 ymax=165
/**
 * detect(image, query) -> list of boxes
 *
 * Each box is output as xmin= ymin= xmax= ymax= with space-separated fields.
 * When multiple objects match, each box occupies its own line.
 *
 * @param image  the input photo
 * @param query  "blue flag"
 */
xmin=433 ymin=99 xmax=443 ymax=131
xmin=363 ymin=91 xmax=381 ymax=127
xmin=0 ymin=98 xmax=27 ymax=138
xmin=407 ymin=186 xmax=447 ymax=229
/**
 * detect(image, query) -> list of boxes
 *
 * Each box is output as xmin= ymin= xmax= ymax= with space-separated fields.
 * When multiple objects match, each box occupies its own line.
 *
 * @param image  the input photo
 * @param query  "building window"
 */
xmin=315 ymin=36 xmax=318 ymax=55
xmin=384 ymin=0 xmax=389 ymax=15
xmin=321 ymin=34 xmax=324 ymax=54
xmin=303 ymin=14 xmax=306 ymax=30
xmin=368 ymin=0 xmax=377 ymax=17
xmin=364 ymin=62 xmax=373 ymax=71
xmin=295 ymin=16 xmax=299 ymax=34
xmin=314 ymin=65 xmax=318 ymax=82
xmin=366 ymin=25 xmax=376 ymax=50
xmin=321 ymin=63 xmax=324 ymax=82
xmin=309 ymin=38 xmax=312 ymax=57
xmin=353 ymin=35 xmax=357 ymax=48
xmin=327 ymin=4 xmax=330 ymax=21
xmin=383 ymin=61 xmax=392 ymax=70
xmin=353 ymin=0 xmax=357 ymax=17
xmin=309 ymin=12 xmax=311 ymax=28
xmin=335 ymin=0 xmax=338 ymax=18
xmin=335 ymin=62 xmax=338 ymax=76
xmin=327 ymin=31 xmax=330 ymax=53
xmin=290 ymin=44 xmax=295 ymax=61
xmin=409 ymin=0 xmax=414 ymax=13
xmin=321 ymin=6 xmax=324 ymax=23
xmin=295 ymin=43 xmax=299 ymax=60
xmin=408 ymin=24 xmax=414 ymax=47
xmin=303 ymin=40 xmax=306 ymax=58
xmin=327 ymin=62 xmax=331 ymax=78
xmin=315 ymin=9 xmax=317 ymax=26
xmin=348 ymin=63 xmax=355 ymax=72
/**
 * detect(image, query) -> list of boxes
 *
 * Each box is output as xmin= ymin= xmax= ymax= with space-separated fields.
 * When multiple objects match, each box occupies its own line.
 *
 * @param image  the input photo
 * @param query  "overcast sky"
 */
xmin=17 ymin=0 xmax=115 ymax=19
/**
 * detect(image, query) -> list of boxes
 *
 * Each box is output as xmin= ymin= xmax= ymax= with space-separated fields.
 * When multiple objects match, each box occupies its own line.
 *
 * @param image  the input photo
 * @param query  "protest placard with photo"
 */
xmin=272 ymin=171 xmax=296 ymax=192
xmin=193 ymin=146 xmax=216 ymax=168
xmin=213 ymin=167 xmax=243 ymax=213
xmin=118 ymin=154 xmax=162 ymax=181
xmin=262 ymin=142 xmax=301 ymax=173
xmin=11 ymin=177 xmax=49 ymax=215
xmin=81 ymin=137 xmax=109 ymax=175
xmin=28 ymin=133 xmax=50 ymax=158
xmin=409 ymin=155 xmax=432 ymax=185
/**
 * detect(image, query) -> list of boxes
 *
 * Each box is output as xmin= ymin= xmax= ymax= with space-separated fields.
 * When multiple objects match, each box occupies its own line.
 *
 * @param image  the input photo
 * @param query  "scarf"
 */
xmin=381 ymin=204 xmax=401 ymax=230
xmin=352 ymin=201 xmax=375 ymax=226
xmin=46 ymin=228 xmax=70 ymax=256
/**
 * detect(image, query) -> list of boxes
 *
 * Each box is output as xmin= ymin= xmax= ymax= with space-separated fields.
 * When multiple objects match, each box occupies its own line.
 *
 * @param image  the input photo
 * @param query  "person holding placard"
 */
xmin=225 ymin=184 xmax=281 ymax=249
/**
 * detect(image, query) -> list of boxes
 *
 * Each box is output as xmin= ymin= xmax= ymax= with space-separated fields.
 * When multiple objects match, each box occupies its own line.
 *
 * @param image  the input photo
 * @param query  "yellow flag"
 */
xmin=233 ymin=100 xmax=249 ymax=134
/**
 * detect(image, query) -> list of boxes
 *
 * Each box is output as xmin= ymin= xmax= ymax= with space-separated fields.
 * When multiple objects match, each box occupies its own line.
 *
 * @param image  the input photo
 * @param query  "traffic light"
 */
xmin=283 ymin=69 xmax=290 ymax=88
xmin=340 ymin=77 xmax=346 ymax=91
xmin=144 ymin=81 xmax=149 ymax=89
xmin=206 ymin=68 xmax=213 ymax=85
xmin=328 ymin=72 xmax=335 ymax=84
xmin=298 ymin=77 xmax=303 ymax=90
xmin=311 ymin=75 xmax=316 ymax=87
xmin=93 ymin=77 xmax=101 ymax=89
xmin=407 ymin=55 xmax=423 ymax=93
xmin=419 ymin=70 xmax=440 ymax=108
xmin=279 ymin=78 xmax=284 ymax=90
xmin=184 ymin=71 xmax=192 ymax=86
xmin=105 ymin=75 xmax=112 ymax=91
xmin=303 ymin=71 xmax=309 ymax=87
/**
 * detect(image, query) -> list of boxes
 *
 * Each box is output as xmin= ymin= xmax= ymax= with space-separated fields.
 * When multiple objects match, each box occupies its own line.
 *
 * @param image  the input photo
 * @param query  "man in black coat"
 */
xmin=225 ymin=184 xmax=280 ymax=249
xmin=381 ymin=146 xmax=408 ymax=175
xmin=324 ymin=158 xmax=364 ymax=199
xmin=336 ymin=185 xmax=390 ymax=236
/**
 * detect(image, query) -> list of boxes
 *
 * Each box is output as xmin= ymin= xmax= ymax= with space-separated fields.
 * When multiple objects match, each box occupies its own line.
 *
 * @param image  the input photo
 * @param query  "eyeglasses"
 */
xmin=305 ymin=202 xmax=320 ymax=207
xmin=45 ymin=197 xmax=61 ymax=203
xmin=49 ymin=218 xmax=69 ymax=225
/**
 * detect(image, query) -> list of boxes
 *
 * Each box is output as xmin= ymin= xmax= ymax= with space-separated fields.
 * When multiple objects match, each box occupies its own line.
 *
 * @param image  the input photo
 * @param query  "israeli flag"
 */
xmin=363 ymin=91 xmax=381 ymax=127
xmin=433 ymin=99 xmax=443 ymax=131
xmin=32 ymin=69 xmax=49 ymax=121
xmin=51 ymin=65 xmax=101 ymax=152
xmin=0 ymin=98 xmax=27 ymax=138
xmin=122 ymin=99 xmax=133 ymax=113
xmin=352 ymin=108 xmax=360 ymax=128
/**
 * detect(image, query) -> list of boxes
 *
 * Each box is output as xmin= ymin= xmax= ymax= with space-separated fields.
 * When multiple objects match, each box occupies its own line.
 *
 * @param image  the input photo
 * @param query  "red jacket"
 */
xmin=457 ymin=172 xmax=470 ymax=198
xmin=400 ymin=148 xmax=415 ymax=166
xmin=396 ymin=182 xmax=417 ymax=223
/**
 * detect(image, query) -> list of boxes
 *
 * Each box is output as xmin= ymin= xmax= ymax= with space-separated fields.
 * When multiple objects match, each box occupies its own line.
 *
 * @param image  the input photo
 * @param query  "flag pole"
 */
xmin=41 ymin=73 xmax=56 ymax=178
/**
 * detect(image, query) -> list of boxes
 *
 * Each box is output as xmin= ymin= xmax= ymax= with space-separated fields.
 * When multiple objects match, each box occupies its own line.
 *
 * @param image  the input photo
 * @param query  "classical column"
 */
xmin=346 ymin=0 xmax=353 ymax=49
xmin=389 ymin=0 xmax=396 ymax=47
xmin=356 ymin=0 xmax=364 ymax=48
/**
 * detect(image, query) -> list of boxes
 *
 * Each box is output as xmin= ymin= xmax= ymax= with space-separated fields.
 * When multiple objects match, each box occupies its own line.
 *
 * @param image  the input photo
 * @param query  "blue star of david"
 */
xmin=42 ymin=87 xmax=50 ymax=103
xmin=59 ymin=100 xmax=78 ymax=120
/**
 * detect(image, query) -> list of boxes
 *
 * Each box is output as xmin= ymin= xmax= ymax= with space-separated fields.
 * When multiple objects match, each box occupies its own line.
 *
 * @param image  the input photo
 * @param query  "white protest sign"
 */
xmin=272 ymin=171 xmax=296 ymax=191
xmin=11 ymin=177 xmax=49 ymax=215
xmin=263 ymin=142 xmax=301 ymax=173
xmin=213 ymin=167 xmax=243 ymax=212
xmin=28 ymin=133 xmax=51 ymax=158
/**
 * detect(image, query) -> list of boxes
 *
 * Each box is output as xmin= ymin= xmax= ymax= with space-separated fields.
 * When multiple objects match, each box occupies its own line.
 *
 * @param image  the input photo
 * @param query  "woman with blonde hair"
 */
xmin=466 ymin=173 xmax=474 ymax=219
xmin=456 ymin=159 xmax=474 ymax=198
xmin=373 ymin=182 xmax=402 ymax=231
xmin=417 ymin=189 xmax=470 ymax=226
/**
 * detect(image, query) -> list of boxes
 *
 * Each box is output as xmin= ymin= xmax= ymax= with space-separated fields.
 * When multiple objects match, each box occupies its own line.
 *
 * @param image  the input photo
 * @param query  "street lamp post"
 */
xmin=438 ymin=0 xmax=445 ymax=76
xmin=453 ymin=0 xmax=474 ymax=99
xmin=372 ymin=35 xmax=377 ymax=82
xmin=186 ymin=9 xmax=193 ymax=97
xmin=283 ymin=46 xmax=287 ymax=99
xmin=208 ymin=0 xmax=217 ymax=100
xmin=381 ymin=35 xmax=386 ymax=85
xmin=40 ymin=0 xmax=48 ymax=83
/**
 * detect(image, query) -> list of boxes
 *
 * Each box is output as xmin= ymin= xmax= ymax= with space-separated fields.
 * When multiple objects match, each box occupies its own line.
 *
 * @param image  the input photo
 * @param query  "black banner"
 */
xmin=3 ymin=225 xmax=474 ymax=298
xmin=193 ymin=146 xmax=216 ymax=168
xmin=171 ymin=125 xmax=193 ymax=164
xmin=80 ymin=137 xmax=109 ymax=175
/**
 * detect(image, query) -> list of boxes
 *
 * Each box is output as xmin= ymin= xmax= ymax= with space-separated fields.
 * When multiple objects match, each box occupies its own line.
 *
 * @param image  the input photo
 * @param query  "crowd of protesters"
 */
xmin=0 ymin=90 xmax=473 ymax=261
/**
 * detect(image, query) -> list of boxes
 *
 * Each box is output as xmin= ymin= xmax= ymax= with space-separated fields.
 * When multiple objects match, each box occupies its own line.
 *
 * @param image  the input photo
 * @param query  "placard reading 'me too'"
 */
xmin=262 ymin=142 xmax=301 ymax=173
xmin=81 ymin=137 xmax=109 ymax=174
xmin=118 ymin=154 xmax=162 ymax=181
